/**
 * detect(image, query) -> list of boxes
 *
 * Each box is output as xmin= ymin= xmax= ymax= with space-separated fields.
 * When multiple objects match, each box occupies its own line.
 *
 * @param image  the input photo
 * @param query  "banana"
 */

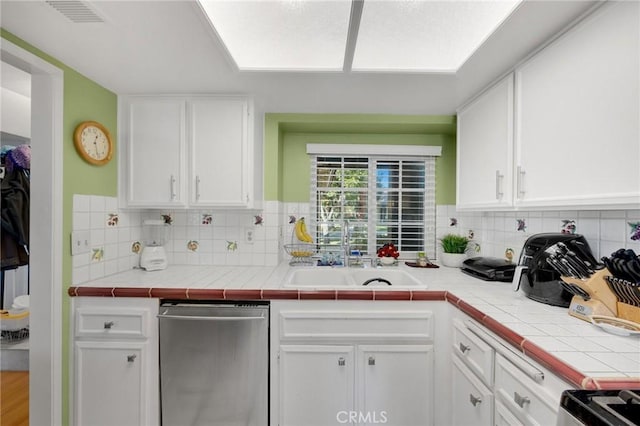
xmin=295 ymin=217 xmax=313 ymax=243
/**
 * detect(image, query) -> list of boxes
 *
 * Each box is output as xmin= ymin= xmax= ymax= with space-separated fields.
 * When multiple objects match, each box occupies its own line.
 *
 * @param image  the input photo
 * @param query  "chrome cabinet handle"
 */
xmin=338 ymin=357 xmax=346 ymax=367
xmin=103 ymin=321 xmax=115 ymax=329
xmin=368 ymin=356 xmax=375 ymax=366
xmin=469 ymin=394 xmax=482 ymax=407
xmin=170 ymin=175 xmax=177 ymax=200
xmin=516 ymin=166 xmax=526 ymax=199
xmin=514 ymin=391 xmax=530 ymax=408
xmin=195 ymin=175 xmax=201 ymax=201
xmin=127 ymin=354 xmax=137 ymax=363
xmin=459 ymin=342 xmax=471 ymax=354
xmin=495 ymin=170 xmax=504 ymax=200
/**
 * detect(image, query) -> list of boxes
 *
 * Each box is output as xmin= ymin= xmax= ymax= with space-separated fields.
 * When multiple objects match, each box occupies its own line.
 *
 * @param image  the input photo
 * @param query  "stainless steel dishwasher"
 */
xmin=158 ymin=302 xmax=269 ymax=426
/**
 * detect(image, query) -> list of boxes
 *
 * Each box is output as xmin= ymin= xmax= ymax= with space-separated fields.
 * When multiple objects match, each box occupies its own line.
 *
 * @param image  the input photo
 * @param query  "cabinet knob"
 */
xmin=517 ymin=166 xmax=526 ymax=199
xmin=127 ymin=354 xmax=137 ymax=363
xmin=103 ymin=321 xmax=115 ymax=329
xmin=459 ymin=342 xmax=471 ymax=354
xmin=368 ymin=356 xmax=376 ymax=366
xmin=195 ymin=175 xmax=201 ymax=201
xmin=338 ymin=357 xmax=346 ymax=367
xmin=514 ymin=391 xmax=530 ymax=408
xmin=469 ymin=394 xmax=482 ymax=407
xmin=495 ymin=170 xmax=504 ymax=200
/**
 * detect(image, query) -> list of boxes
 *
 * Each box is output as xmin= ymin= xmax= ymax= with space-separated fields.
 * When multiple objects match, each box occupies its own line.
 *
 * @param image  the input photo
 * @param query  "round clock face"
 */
xmin=74 ymin=121 xmax=113 ymax=165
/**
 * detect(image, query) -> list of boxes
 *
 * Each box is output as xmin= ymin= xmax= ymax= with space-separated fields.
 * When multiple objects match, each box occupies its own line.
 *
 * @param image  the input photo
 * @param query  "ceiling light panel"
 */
xmin=352 ymin=0 xmax=521 ymax=72
xmin=198 ymin=0 xmax=352 ymax=71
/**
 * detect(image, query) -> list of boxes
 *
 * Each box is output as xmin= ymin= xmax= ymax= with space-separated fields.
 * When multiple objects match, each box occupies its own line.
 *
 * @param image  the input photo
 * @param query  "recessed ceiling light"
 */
xmin=197 ymin=0 xmax=521 ymax=73
xmin=352 ymin=0 xmax=522 ymax=72
xmin=198 ymin=0 xmax=352 ymax=71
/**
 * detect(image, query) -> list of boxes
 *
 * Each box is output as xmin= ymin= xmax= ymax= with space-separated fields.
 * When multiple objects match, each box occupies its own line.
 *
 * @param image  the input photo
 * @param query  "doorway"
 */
xmin=1 ymin=39 xmax=63 ymax=425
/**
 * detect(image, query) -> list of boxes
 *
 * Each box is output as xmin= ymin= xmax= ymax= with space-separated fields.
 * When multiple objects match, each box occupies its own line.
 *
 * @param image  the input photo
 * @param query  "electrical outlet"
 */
xmin=245 ymin=227 xmax=254 ymax=244
xmin=71 ymin=230 xmax=91 ymax=255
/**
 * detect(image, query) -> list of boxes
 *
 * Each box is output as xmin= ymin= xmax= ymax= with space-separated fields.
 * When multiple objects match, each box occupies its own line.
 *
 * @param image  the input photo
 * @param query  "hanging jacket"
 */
xmin=1 ymin=168 xmax=30 ymax=270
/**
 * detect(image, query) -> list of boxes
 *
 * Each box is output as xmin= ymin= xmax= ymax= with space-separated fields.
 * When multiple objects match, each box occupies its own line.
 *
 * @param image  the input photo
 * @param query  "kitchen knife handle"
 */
xmin=516 ymin=166 xmax=526 ymax=199
xmin=495 ymin=170 xmax=504 ymax=200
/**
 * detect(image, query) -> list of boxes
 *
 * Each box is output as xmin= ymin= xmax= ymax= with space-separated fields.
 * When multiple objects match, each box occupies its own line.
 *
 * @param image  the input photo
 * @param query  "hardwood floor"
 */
xmin=0 ymin=371 xmax=29 ymax=426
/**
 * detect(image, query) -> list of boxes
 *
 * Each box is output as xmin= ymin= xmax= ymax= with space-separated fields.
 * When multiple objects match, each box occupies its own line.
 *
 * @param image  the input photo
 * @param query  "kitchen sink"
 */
xmin=349 ymin=269 xmax=424 ymax=287
xmin=283 ymin=268 xmax=355 ymax=287
xmin=283 ymin=267 xmax=425 ymax=288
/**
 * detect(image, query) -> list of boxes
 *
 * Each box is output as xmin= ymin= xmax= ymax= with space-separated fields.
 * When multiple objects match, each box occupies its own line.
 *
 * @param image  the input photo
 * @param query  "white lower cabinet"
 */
xmin=74 ymin=342 xmax=146 ymax=426
xmin=279 ymin=345 xmax=355 ymax=426
xmin=272 ymin=301 xmax=436 ymax=426
xmin=451 ymin=356 xmax=493 ymax=426
xmin=450 ymin=314 xmax=572 ymax=426
xmin=494 ymin=354 xmax=558 ymax=426
xmin=72 ymin=297 xmax=159 ymax=426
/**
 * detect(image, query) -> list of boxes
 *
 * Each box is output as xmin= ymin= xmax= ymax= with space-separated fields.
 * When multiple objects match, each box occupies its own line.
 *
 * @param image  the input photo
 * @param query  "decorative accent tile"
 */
xmin=131 ymin=241 xmax=141 ymax=254
xmin=628 ymin=222 xmax=640 ymax=241
xmin=516 ymin=219 xmax=526 ymax=231
xmin=561 ymin=219 xmax=576 ymax=234
xmin=449 ymin=217 xmax=458 ymax=227
xmin=254 ymin=214 xmax=263 ymax=225
xmin=505 ymin=248 xmax=515 ymax=262
xmin=91 ymin=247 xmax=104 ymax=262
xmin=201 ymin=214 xmax=212 ymax=225
xmin=226 ymin=241 xmax=238 ymax=251
xmin=161 ymin=214 xmax=173 ymax=225
xmin=107 ymin=213 xmax=119 ymax=227
xmin=288 ymin=215 xmax=297 ymax=224
xmin=187 ymin=240 xmax=199 ymax=252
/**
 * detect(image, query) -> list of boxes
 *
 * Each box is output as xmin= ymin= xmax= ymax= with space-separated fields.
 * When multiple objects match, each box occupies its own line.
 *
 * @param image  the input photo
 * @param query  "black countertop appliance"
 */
xmin=514 ymin=233 xmax=599 ymax=307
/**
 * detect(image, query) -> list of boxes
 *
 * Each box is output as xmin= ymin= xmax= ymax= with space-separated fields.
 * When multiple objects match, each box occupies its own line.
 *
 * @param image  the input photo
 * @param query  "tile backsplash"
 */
xmin=436 ymin=205 xmax=640 ymax=262
xmin=71 ymin=195 xmax=640 ymax=284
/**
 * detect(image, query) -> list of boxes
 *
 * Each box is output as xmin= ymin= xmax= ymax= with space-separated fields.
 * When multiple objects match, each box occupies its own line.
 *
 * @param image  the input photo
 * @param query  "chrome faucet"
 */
xmin=343 ymin=220 xmax=350 ymax=267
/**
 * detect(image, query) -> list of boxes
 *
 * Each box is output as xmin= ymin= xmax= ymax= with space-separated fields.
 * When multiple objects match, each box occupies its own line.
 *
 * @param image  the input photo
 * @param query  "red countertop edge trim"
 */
xmin=67 ymin=286 xmax=636 ymax=389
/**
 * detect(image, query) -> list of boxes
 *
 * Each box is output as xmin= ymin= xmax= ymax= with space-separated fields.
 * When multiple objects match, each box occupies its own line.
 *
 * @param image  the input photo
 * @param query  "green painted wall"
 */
xmin=265 ymin=113 xmax=457 ymax=204
xmin=1 ymin=29 xmax=117 ymax=426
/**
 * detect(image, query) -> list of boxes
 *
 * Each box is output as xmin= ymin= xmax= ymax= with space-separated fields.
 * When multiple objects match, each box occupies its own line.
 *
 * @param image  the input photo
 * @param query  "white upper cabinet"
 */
xmin=457 ymin=74 xmax=514 ymax=209
xmin=514 ymin=1 xmax=639 ymax=209
xmin=126 ymin=98 xmax=187 ymax=208
xmin=457 ymin=1 xmax=639 ymax=210
xmin=120 ymin=95 xmax=254 ymax=209
xmin=189 ymin=98 xmax=251 ymax=207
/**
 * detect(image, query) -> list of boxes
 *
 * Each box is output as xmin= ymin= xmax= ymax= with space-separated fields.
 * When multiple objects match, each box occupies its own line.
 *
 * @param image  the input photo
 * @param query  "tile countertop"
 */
xmin=69 ymin=262 xmax=640 ymax=390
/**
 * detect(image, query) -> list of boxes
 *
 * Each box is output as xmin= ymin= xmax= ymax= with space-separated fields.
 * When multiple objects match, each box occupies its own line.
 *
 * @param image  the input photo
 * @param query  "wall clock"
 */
xmin=73 ymin=121 xmax=113 ymax=166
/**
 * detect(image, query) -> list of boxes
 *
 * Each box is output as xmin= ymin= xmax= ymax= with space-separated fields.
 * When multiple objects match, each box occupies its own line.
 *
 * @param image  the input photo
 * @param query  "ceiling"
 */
xmin=0 ymin=0 xmax=599 ymax=115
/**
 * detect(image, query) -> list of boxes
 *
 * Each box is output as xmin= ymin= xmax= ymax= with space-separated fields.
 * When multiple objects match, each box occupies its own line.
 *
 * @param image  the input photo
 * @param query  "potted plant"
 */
xmin=439 ymin=234 xmax=479 ymax=268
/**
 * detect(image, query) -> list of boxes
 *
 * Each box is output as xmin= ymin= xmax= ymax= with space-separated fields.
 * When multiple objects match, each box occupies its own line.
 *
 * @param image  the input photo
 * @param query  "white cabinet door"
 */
xmin=127 ymin=98 xmax=187 ymax=207
xmin=358 ymin=345 xmax=433 ymax=426
xmin=190 ymin=98 xmax=252 ymax=207
xmin=515 ymin=1 xmax=640 ymax=208
xmin=279 ymin=345 xmax=355 ymax=426
xmin=74 ymin=341 xmax=146 ymax=426
xmin=451 ymin=356 xmax=493 ymax=426
xmin=457 ymin=74 xmax=514 ymax=210
xmin=495 ymin=400 xmax=524 ymax=426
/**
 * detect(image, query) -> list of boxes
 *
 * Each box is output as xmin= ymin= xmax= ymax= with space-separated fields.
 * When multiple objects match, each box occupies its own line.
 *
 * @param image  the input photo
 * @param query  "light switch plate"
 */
xmin=245 ymin=227 xmax=254 ymax=244
xmin=71 ymin=230 xmax=91 ymax=255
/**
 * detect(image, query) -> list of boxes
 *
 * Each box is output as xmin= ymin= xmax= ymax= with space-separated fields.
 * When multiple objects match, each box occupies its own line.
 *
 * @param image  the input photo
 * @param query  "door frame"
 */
xmin=1 ymin=39 xmax=64 ymax=425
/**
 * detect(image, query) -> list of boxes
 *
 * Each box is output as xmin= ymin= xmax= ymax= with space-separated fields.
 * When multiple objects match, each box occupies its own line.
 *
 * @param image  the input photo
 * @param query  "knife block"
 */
xmin=617 ymin=302 xmax=640 ymax=324
xmin=567 ymin=296 xmax=616 ymax=322
xmin=562 ymin=268 xmax=619 ymax=317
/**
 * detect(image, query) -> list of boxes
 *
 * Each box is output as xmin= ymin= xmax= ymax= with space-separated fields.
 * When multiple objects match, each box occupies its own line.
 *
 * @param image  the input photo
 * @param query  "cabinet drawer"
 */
xmin=279 ymin=310 xmax=433 ymax=342
xmin=75 ymin=308 xmax=148 ymax=338
xmin=494 ymin=354 xmax=558 ymax=426
xmin=452 ymin=319 xmax=494 ymax=386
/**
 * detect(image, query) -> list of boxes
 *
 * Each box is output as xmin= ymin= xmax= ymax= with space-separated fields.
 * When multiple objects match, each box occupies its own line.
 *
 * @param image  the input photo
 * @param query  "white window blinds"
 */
xmin=310 ymin=154 xmax=436 ymax=259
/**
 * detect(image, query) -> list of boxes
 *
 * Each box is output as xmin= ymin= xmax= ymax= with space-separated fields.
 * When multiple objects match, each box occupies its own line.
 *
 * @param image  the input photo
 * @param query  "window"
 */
xmin=309 ymin=148 xmax=437 ymax=259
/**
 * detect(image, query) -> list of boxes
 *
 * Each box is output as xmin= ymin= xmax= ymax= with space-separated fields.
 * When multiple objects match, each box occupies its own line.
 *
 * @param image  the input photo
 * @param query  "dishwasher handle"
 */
xmin=158 ymin=313 xmax=266 ymax=321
